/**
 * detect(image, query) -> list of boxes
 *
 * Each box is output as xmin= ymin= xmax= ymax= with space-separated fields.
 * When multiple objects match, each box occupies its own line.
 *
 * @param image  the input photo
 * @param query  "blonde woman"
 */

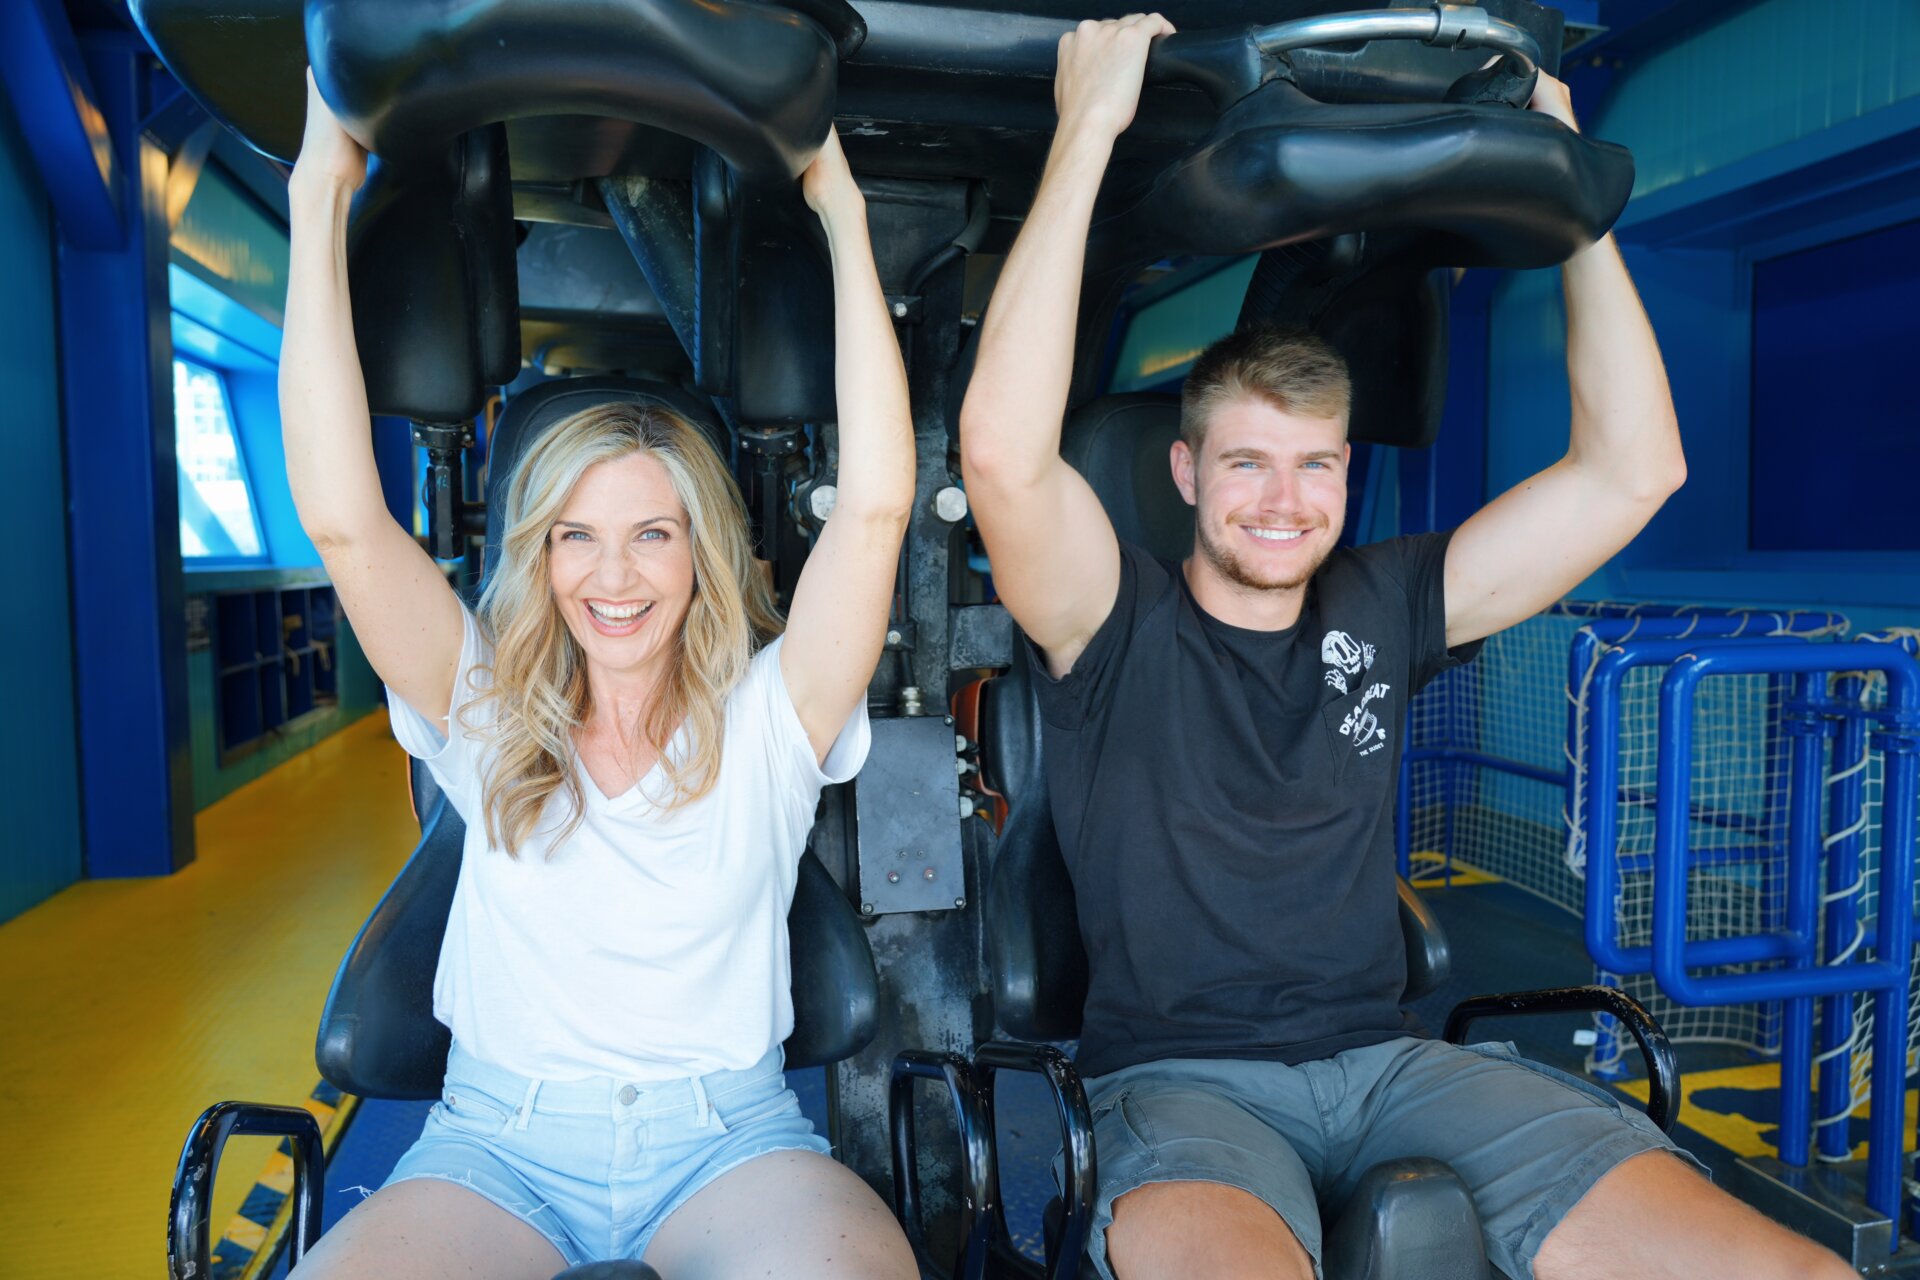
xmin=283 ymin=75 xmax=917 ymax=1280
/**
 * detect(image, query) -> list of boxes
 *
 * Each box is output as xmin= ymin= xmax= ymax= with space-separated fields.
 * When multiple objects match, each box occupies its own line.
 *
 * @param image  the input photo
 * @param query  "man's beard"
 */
xmin=1194 ymin=518 xmax=1333 ymax=593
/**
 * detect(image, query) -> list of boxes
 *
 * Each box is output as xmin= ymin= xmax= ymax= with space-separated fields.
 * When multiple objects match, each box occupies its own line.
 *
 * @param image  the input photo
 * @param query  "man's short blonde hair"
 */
xmin=1179 ymin=324 xmax=1351 ymax=451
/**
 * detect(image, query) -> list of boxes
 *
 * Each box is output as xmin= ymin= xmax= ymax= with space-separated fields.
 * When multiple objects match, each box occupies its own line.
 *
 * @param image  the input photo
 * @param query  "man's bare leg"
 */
xmin=1536 ymin=1151 xmax=1852 ymax=1280
xmin=1106 ymin=1180 xmax=1314 ymax=1280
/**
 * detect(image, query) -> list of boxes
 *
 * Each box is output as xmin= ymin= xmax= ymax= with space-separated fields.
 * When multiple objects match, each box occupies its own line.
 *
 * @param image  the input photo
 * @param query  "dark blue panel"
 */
xmin=372 ymin=416 xmax=419 ymax=534
xmin=0 ymin=0 xmax=125 ymax=249
xmin=59 ymin=36 xmax=194 ymax=877
xmin=1402 ymin=270 xmax=1494 ymax=535
xmin=1750 ymin=218 xmax=1920 ymax=552
xmin=0 ymin=74 xmax=84 ymax=922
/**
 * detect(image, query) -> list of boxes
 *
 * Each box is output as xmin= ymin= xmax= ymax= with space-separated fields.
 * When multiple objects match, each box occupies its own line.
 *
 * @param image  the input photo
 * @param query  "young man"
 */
xmin=958 ymin=16 xmax=1850 ymax=1280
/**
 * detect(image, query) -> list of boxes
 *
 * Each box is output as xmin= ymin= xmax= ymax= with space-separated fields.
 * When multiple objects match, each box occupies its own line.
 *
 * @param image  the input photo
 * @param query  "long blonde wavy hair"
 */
xmin=465 ymin=401 xmax=784 ymax=856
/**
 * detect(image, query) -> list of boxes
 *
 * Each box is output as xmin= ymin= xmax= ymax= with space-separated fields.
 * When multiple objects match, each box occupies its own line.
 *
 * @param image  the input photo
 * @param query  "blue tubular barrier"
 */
xmin=1816 ymin=673 xmax=1870 ymax=1162
xmin=1565 ymin=611 xmax=1848 ymax=878
xmin=1655 ymin=643 xmax=1920 ymax=1238
xmin=1580 ymin=636 xmax=1819 ymax=979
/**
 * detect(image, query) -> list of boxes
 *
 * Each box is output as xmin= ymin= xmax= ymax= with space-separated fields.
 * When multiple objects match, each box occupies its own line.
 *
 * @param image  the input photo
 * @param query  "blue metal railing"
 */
xmin=1651 ymin=643 xmax=1920 ymax=1237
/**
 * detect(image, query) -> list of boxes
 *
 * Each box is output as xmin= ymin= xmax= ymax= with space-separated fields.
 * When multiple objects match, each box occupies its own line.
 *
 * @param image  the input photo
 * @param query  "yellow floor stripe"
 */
xmin=0 ymin=714 xmax=417 ymax=1280
xmin=1406 ymin=849 xmax=1503 ymax=887
xmin=1615 ymin=1062 xmax=1920 ymax=1160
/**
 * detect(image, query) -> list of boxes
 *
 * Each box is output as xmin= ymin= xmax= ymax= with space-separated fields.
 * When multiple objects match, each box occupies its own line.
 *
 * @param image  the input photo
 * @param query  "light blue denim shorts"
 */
xmin=385 ymin=1042 xmax=829 ymax=1267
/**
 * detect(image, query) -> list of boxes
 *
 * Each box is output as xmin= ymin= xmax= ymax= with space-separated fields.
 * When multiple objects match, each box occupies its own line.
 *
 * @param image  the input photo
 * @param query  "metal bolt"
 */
xmin=933 ymin=485 xmax=969 ymax=523
xmin=886 ymin=628 xmax=903 ymax=646
xmin=923 ymin=867 xmax=936 ymax=880
xmin=860 ymin=902 xmax=874 ymax=916
xmin=887 ymin=871 xmax=900 ymax=883
xmin=809 ymin=484 xmax=838 ymax=522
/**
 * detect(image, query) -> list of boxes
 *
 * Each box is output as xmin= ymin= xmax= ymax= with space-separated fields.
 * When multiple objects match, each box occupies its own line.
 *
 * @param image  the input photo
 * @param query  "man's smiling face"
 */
xmin=1174 ymin=394 xmax=1350 ymax=594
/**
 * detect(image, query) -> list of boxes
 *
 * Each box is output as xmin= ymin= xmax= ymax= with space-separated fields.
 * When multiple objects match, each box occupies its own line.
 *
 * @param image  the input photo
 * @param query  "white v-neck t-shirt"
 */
xmin=388 ymin=607 xmax=869 ymax=1083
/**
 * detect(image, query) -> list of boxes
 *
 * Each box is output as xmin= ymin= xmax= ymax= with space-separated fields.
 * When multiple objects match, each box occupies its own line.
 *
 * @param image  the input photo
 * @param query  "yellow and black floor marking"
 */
xmin=1407 ymin=849 xmax=1503 ymax=889
xmin=1614 ymin=1061 xmax=1919 ymax=1161
xmin=210 ymin=1080 xmax=362 ymax=1280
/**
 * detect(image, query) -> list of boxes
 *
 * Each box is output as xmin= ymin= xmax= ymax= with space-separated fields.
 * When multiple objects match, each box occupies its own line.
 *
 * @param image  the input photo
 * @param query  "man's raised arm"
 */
xmin=959 ymin=15 xmax=1173 ymax=678
xmin=1443 ymin=74 xmax=1687 ymax=649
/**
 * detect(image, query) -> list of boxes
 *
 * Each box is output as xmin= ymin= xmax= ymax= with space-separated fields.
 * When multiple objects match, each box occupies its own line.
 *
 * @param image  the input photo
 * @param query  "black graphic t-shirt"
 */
xmin=1030 ymin=532 xmax=1479 ymax=1078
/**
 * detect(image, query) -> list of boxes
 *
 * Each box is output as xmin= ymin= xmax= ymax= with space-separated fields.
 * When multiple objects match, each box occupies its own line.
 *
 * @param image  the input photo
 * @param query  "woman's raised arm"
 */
xmin=778 ymin=128 xmax=916 ymax=759
xmin=282 ymin=72 xmax=465 ymax=727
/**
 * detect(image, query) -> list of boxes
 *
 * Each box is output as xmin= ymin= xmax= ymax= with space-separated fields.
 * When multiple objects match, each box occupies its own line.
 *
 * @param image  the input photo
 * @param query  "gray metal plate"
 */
xmin=854 ymin=716 xmax=964 ymax=916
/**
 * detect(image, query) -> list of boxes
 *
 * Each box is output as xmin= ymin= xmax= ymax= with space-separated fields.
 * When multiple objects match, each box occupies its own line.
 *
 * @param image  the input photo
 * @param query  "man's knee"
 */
xmin=1538 ymin=1151 xmax=1853 ymax=1280
xmin=1106 ymin=1180 xmax=1312 ymax=1280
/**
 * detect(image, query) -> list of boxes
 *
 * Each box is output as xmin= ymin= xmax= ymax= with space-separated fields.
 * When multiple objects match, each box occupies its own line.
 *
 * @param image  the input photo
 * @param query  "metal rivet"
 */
xmin=891 ymin=301 xmax=909 ymax=318
xmin=618 ymin=1085 xmax=638 ymax=1105
xmin=954 ymin=898 xmax=966 ymax=909
xmin=886 ymin=628 xmax=902 ymax=646
xmin=887 ymin=871 xmax=900 ymax=883
xmin=923 ymin=868 xmax=936 ymax=880
xmin=933 ymin=485 xmax=968 ymax=523
xmin=861 ymin=902 xmax=875 ymax=915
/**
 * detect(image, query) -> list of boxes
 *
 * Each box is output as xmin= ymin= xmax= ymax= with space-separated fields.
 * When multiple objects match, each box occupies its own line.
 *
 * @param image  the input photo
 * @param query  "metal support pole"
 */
xmin=1816 ymin=675 xmax=1870 ymax=1161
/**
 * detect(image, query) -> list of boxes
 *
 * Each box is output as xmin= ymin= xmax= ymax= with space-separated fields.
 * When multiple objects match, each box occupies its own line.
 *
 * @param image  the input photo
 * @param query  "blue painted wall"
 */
xmin=0 ymin=87 xmax=84 ymax=922
xmin=1475 ymin=0 xmax=1920 ymax=634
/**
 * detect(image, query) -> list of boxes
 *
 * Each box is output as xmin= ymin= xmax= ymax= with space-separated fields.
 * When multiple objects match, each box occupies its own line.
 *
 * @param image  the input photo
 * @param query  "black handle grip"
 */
xmin=169 ymin=1101 xmax=325 ymax=1279
xmin=1145 ymin=28 xmax=1269 ymax=109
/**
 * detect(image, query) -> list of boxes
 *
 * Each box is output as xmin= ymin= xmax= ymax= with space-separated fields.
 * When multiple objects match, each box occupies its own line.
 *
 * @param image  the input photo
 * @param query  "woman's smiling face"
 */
xmin=547 ymin=451 xmax=696 ymax=680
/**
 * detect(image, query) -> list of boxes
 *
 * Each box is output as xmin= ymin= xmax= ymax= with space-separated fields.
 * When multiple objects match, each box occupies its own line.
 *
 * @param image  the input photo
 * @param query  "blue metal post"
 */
xmin=1773 ymin=676 xmax=1829 ymax=1167
xmin=57 ymin=34 xmax=194 ymax=876
xmin=1816 ymin=675 xmax=1870 ymax=1161
xmin=1867 ymin=731 xmax=1916 ymax=1240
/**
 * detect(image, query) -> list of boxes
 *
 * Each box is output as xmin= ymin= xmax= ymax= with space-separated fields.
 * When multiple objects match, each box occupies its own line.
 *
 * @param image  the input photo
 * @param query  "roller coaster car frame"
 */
xmin=138 ymin=3 xmax=1661 ymax=1278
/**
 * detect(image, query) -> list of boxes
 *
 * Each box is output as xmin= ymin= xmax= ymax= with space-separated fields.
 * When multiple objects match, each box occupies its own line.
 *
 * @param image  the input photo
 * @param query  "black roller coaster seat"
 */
xmin=900 ymin=394 xmax=1678 ymax=1280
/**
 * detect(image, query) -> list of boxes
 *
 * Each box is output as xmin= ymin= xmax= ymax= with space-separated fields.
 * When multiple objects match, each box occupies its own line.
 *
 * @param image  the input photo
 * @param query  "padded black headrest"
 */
xmin=482 ymin=377 xmax=730 ymax=583
xmin=1058 ymin=394 xmax=1192 ymax=563
xmin=132 ymin=0 xmax=858 ymax=184
xmin=348 ymin=126 xmax=521 ymax=424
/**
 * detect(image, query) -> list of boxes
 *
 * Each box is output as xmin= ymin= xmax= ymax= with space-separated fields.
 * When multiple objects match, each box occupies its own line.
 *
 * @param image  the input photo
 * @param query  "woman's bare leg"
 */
xmin=290 ymin=1177 xmax=568 ymax=1279
xmin=642 ymin=1150 xmax=914 ymax=1280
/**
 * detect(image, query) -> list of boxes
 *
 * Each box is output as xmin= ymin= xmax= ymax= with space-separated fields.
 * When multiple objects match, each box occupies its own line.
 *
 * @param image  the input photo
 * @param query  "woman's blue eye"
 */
xmin=638 ymin=529 xmax=667 ymax=542
xmin=559 ymin=529 xmax=590 ymax=541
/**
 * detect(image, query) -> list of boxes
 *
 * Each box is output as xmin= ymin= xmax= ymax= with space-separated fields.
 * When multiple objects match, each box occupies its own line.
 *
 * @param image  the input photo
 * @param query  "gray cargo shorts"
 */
xmin=1073 ymin=1036 xmax=1703 ymax=1280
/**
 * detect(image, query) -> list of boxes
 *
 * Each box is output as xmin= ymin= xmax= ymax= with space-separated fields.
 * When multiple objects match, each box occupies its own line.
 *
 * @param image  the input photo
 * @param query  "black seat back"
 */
xmin=317 ymin=376 xmax=877 ymax=1098
xmin=983 ymin=395 xmax=1450 ymax=1041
